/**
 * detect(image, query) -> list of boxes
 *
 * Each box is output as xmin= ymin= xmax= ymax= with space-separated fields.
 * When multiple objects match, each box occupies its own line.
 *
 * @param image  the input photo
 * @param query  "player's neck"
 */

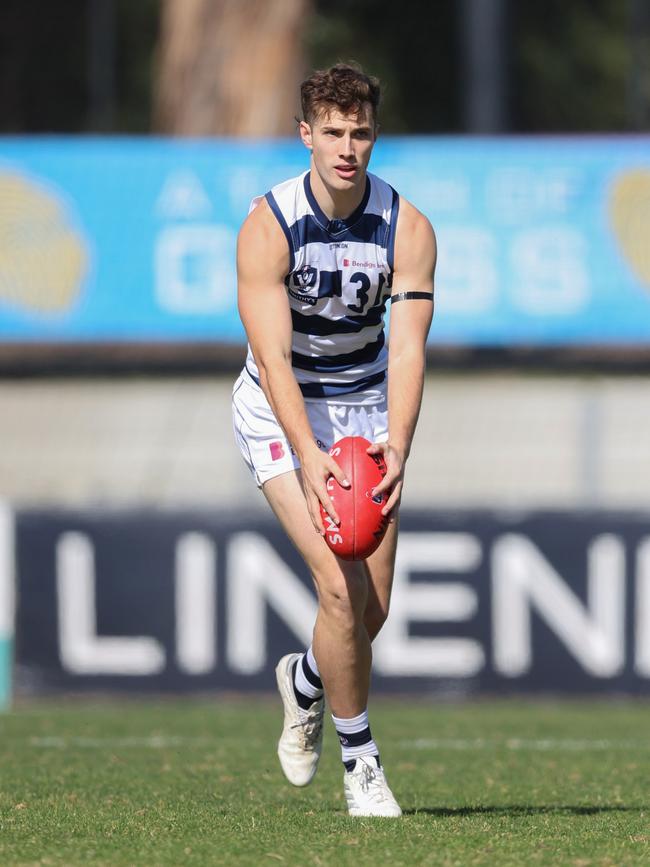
xmin=308 ymin=164 xmax=367 ymax=220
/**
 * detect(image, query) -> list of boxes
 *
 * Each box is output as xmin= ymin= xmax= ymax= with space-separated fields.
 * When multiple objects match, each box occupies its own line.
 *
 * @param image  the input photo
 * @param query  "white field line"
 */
xmin=28 ymin=735 xmax=212 ymax=749
xmin=400 ymin=737 xmax=650 ymax=752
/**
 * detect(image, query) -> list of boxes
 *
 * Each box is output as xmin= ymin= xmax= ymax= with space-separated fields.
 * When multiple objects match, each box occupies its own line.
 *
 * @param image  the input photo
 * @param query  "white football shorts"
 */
xmin=232 ymin=369 xmax=388 ymax=488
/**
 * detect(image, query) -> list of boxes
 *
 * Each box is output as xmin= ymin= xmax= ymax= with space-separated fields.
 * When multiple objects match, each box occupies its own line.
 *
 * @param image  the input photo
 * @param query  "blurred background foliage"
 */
xmin=0 ymin=0 xmax=646 ymax=134
xmin=512 ymin=0 xmax=631 ymax=132
xmin=306 ymin=0 xmax=460 ymax=133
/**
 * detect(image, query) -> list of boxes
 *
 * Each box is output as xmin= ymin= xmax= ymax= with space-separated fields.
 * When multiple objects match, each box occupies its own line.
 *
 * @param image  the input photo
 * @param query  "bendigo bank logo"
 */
xmin=343 ymin=258 xmax=376 ymax=269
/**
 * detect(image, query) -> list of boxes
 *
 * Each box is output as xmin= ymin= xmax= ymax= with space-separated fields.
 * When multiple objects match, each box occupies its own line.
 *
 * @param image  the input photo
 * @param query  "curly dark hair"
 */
xmin=300 ymin=63 xmax=381 ymax=126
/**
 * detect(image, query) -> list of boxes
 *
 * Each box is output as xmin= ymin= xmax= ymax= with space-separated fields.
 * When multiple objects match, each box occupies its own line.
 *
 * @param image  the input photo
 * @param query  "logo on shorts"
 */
xmin=269 ymin=441 xmax=285 ymax=461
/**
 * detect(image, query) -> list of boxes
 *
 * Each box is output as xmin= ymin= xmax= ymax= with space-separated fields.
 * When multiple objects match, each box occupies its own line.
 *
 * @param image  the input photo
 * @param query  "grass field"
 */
xmin=0 ymin=697 xmax=648 ymax=866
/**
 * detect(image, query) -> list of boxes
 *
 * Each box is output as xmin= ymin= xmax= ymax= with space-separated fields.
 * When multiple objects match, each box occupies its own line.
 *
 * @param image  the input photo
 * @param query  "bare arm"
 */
xmin=237 ymin=199 xmax=349 ymax=532
xmin=369 ymin=197 xmax=436 ymax=515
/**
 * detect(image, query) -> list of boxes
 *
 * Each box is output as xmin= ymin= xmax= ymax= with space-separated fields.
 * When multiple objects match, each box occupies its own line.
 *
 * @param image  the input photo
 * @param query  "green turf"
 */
xmin=0 ymin=697 xmax=648 ymax=866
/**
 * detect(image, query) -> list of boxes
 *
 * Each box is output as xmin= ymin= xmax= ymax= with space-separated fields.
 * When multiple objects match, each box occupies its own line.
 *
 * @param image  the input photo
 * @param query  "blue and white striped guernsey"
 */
xmin=244 ymin=170 xmax=400 ymax=405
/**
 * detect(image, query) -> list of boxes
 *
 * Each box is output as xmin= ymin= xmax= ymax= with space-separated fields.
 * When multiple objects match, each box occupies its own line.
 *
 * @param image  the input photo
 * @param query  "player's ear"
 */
xmin=299 ymin=121 xmax=313 ymax=151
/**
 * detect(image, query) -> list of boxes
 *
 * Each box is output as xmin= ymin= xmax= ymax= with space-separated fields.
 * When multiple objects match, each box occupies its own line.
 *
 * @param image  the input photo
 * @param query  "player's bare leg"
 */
xmin=331 ymin=515 xmax=400 ymax=816
xmin=263 ymin=469 xmax=401 ymax=816
xmin=363 ymin=515 xmax=399 ymax=641
xmin=263 ymin=469 xmax=372 ymax=718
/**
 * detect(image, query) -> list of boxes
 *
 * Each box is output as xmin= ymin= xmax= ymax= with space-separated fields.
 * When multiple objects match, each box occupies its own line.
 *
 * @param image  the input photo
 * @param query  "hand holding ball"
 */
xmin=319 ymin=436 xmax=389 ymax=560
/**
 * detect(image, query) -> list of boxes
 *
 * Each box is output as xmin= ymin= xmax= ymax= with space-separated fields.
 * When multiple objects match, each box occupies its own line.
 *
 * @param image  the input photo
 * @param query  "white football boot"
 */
xmin=344 ymin=755 xmax=402 ymax=817
xmin=275 ymin=653 xmax=324 ymax=787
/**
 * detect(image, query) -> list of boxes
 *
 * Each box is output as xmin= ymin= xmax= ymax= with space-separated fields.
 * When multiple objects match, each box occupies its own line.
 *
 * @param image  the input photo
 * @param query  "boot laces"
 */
xmin=358 ymin=762 xmax=389 ymax=801
xmin=360 ymin=763 xmax=377 ymax=793
xmin=291 ymin=708 xmax=323 ymax=750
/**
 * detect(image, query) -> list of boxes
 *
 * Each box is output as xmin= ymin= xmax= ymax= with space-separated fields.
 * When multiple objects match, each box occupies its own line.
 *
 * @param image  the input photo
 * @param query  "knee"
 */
xmin=364 ymin=599 xmax=390 ymax=641
xmin=316 ymin=570 xmax=367 ymax=630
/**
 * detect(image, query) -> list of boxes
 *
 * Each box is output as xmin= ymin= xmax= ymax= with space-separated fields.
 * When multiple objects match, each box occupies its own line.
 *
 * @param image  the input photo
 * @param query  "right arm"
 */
xmin=236 ymin=199 xmax=349 ymax=532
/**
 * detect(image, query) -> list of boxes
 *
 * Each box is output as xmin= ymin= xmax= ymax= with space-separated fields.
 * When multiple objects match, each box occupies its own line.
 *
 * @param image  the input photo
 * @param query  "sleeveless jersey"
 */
xmin=244 ymin=170 xmax=399 ymax=404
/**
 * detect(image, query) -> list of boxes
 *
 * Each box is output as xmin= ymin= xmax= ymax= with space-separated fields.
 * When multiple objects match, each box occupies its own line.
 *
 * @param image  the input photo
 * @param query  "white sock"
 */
xmin=331 ymin=709 xmax=379 ymax=768
xmin=293 ymin=645 xmax=324 ymax=706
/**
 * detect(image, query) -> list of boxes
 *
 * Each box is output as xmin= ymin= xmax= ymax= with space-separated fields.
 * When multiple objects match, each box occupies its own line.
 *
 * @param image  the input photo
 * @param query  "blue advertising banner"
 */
xmin=1 ymin=136 xmax=649 ymax=345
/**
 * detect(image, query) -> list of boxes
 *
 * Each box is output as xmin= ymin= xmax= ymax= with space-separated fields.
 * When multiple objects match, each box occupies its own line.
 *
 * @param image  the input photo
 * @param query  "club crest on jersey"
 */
xmin=288 ymin=266 xmax=318 ymax=305
xmin=291 ymin=266 xmax=317 ymax=291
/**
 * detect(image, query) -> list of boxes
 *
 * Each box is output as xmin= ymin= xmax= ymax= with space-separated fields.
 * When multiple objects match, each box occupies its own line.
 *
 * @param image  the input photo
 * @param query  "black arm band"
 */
xmin=390 ymin=291 xmax=433 ymax=304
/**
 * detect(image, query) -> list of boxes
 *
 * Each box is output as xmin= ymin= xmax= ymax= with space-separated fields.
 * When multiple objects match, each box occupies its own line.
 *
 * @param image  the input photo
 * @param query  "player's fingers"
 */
xmin=319 ymin=490 xmax=341 ymax=527
xmin=306 ymin=489 xmax=325 ymax=534
xmin=372 ymin=461 xmax=401 ymax=496
xmin=368 ymin=442 xmax=400 ymax=496
xmin=382 ymin=480 xmax=402 ymax=517
xmin=372 ymin=473 xmax=393 ymax=496
xmin=327 ymin=457 xmax=350 ymax=488
xmin=312 ymin=478 xmax=340 ymax=526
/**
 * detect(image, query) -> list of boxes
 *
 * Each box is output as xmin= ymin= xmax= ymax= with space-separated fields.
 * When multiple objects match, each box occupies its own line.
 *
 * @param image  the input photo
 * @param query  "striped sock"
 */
xmin=332 ymin=709 xmax=380 ymax=770
xmin=292 ymin=646 xmax=324 ymax=711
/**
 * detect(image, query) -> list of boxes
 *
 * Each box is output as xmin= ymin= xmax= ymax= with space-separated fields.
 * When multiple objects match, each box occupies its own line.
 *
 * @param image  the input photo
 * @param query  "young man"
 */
xmin=232 ymin=63 xmax=436 ymax=817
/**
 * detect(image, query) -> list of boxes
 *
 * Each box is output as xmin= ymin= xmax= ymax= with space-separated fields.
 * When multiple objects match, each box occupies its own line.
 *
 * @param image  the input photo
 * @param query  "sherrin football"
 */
xmin=320 ymin=436 xmax=389 ymax=560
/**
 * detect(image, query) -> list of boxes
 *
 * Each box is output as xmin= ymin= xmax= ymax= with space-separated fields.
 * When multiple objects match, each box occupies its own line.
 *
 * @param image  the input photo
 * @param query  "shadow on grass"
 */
xmin=402 ymin=805 xmax=643 ymax=817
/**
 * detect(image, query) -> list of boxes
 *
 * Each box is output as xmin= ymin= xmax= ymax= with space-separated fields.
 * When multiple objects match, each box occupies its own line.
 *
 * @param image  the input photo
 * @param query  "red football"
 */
xmin=319 ymin=436 xmax=389 ymax=560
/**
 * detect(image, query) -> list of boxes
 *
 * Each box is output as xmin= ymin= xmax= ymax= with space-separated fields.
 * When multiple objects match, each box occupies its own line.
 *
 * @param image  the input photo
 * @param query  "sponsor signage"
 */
xmin=0 ymin=137 xmax=649 ymax=346
xmin=12 ymin=508 xmax=650 ymax=695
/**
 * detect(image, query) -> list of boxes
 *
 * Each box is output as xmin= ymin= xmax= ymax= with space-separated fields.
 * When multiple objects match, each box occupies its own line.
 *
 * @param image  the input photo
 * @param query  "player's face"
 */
xmin=300 ymin=105 xmax=376 ymax=193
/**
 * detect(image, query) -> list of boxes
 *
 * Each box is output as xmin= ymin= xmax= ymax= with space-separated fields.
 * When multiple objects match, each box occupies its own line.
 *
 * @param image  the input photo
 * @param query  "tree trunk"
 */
xmin=154 ymin=0 xmax=311 ymax=136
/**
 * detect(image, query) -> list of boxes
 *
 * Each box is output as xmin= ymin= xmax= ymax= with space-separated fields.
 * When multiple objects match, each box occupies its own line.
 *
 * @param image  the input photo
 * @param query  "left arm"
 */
xmin=369 ymin=197 xmax=436 ymax=516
